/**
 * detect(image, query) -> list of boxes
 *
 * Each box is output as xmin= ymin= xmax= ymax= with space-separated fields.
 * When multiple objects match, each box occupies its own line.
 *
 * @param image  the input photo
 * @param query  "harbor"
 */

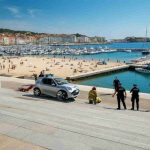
xmin=78 ymin=69 xmax=150 ymax=93
xmin=66 ymin=62 xmax=150 ymax=80
xmin=0 ymin=42 xmax=150 ymax=93
xmin=0 ymin=42 xmax=150 ymax=56
xmin=1 ymin=0 xmax=150 ymax=149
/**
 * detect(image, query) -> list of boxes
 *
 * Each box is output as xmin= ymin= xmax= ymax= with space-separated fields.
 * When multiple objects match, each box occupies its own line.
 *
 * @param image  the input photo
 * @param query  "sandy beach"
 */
xmin=0 ymin=56 xmax=125 ymax=79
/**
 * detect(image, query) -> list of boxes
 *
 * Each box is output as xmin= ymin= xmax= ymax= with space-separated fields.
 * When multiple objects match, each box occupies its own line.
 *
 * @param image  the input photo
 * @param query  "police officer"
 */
xmin=112 ymin=83 xmax=127 ymax=110
xmin=113 ymin=76 xmax=120 ymax=91
xmin=130 ymin=84 xmax=140 ymax=111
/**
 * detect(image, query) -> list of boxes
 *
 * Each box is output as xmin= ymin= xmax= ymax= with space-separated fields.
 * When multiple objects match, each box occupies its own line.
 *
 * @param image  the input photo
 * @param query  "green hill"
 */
xmin=0 ymin=28 xmax=40 ymax=35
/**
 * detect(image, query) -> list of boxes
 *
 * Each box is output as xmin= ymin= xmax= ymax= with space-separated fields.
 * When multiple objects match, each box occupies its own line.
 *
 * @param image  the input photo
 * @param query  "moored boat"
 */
xmin=142 ymin=50 xmax=150 ymax=55
xmin=135 ymin=65 xmax=150 ymax=74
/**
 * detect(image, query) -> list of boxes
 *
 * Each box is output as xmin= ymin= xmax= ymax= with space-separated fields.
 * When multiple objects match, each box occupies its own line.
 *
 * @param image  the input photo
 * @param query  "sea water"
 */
xmin=78 ymin=70 xmax=150 ymax=93
xmin=51 ymin=42 xmax=148 ymax=62
xmin=59 ymin=52 xmax=143 ymax=62
xmin=52 ymin=42 xmax=150 ymax=93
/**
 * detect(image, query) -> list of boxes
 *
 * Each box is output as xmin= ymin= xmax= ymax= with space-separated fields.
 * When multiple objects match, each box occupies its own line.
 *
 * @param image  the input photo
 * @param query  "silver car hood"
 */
xmin=60 ymin=84 xmax=78 ymax=89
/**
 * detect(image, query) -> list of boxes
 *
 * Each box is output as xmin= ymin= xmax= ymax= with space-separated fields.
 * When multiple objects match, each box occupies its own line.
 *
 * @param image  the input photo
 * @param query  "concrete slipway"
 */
xmin=0 ymin=76 xmax=150 ymax=150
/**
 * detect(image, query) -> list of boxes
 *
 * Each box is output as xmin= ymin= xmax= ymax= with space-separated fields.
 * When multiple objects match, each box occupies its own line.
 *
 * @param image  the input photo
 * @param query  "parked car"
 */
xmin=33 ymin=75 xmax=80 ymax=100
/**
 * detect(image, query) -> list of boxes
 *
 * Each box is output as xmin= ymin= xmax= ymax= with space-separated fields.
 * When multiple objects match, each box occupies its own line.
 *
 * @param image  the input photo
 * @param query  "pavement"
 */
xmin=0 ymin=76 xmax=150 ymax=150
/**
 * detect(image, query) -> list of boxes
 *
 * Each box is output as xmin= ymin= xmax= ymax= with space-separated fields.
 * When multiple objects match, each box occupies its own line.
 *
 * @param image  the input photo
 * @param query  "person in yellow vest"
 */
xmin=88 ymin=87 xmax=102 ymax=105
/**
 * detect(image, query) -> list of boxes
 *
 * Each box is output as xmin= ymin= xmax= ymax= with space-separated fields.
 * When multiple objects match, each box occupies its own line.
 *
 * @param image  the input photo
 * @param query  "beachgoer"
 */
xmin=130 ymin=84 xmax=140 ymax=111
xmin=33 ymin=73 xmax=38 ymax=81
xmin=113 ymin=76 xmax=120 ymax=91
xmin=88 ymin=87 xmax=97 ymax=105
xmin=3 ymin=64 xmax=5 ymax=69
xmin=39 ymin=70 xmax=45 ymax=77
xmin=112 ymin=83 xmax=127 ymax=110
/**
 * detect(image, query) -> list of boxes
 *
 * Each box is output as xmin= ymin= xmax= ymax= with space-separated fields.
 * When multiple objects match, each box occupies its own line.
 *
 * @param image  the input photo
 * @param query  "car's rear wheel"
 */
xmin=56 ymin=90 xmax=68 ymax=101
xmin=34 ymin=88 xmax=41 ymax=96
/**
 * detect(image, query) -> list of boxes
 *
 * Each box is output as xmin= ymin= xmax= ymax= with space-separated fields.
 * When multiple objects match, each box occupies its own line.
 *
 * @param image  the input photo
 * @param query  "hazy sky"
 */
xmin=0 ymin=0 xmax=150 ymax=39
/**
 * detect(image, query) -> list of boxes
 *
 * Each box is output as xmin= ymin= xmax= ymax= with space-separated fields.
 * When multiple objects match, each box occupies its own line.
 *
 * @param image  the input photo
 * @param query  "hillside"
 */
xmin=0 ymin=28 xmax=41 ymax=35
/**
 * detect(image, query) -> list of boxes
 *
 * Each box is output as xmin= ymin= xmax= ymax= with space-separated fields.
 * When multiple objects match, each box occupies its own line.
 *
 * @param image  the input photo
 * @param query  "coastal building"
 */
xmin=62 ymin=35 xmax=77 ymax=43
xmin=9 ymin=36 xmax=16 ymax=45
xmin=76 ymin=35 xmax=90 ymax=43
xmin=3 ymin=37 xmax=9 ymax=45
xmin=38 ymin=34 xmax=77 ymax=44
xmin=16 ymin=37 xmax=26 ymax=45
xmin=24 ymin=36 xmax=36 ymax=44
xmin=0 ymin=30 xmax=107 ymax=45
xmin=96 ymin=36 xmax=106 ymax=43
xmin=27 ymin=35 xmax=106 ymax=44
xmin=0 ymin=36 xmax=3 ymax=45
xmin=49 ymin=36 xmax=63 ymax=44
xmin=89 ymin=36 xmax=106 ymax=43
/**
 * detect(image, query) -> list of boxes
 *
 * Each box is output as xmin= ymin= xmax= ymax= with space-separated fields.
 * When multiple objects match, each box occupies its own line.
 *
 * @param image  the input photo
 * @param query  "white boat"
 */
xmin=119 ymin=49 xmax=132 ymax=52
xmin=135 ymin=65 xmax=150 ymax=74
xmin=125 ymin=49 xmax=132 ymax=53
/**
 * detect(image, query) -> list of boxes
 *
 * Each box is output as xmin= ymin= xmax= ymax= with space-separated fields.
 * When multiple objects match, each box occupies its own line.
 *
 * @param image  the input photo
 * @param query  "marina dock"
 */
xmin=66 ymin=62 xmax=149 ymax=80
xmin=116 ymin=48 xmax=147 ymax=51
xmin=66 ymin=65 xmax=129 ymax=80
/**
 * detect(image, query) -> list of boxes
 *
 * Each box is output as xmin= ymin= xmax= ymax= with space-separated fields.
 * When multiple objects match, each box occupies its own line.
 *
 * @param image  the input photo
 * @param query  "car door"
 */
xmin=41 ymin=78 xmax=59 ymax=97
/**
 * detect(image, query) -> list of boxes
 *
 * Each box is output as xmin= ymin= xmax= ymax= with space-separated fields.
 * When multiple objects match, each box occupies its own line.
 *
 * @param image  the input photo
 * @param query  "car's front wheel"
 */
xmin=34 ymin=88 xmax=41 ymax=96
xmin=56 ymin=90 xmax=68 ymax=101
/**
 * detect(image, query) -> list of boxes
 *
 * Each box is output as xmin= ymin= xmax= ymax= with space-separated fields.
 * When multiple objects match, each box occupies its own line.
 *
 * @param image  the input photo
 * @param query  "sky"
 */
xmin=0 ymin=0 xmax=150 ymax=39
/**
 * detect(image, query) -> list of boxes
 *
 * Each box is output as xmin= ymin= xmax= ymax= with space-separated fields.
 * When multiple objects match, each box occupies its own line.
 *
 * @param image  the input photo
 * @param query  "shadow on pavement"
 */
xmin=21 ymin=94 xmax=75 ymax=103
xmin=100 ymin=93 xmax=113 ymax=96
xmin=102 ymin=106 xmax=117 ymax=110
xmin=103 ymin=106 xmax=150 ymax=112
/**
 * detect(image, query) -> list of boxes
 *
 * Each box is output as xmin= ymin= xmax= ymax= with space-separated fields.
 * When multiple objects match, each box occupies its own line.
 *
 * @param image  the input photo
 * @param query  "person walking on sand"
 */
xmin=113 ymin=76 xmax=120 ymax=91
xmin=112 ymin=83 xmax=127 ymax=110
xmin=88 ymin=87 xmax=97 ymax=105
xmin=130 ymin=84 xmax=140 ymax=111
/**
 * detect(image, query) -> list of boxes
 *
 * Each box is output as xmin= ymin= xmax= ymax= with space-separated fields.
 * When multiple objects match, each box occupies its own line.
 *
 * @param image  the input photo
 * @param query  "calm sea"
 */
xmin=78 ymin=71 xmax=150 ymax=93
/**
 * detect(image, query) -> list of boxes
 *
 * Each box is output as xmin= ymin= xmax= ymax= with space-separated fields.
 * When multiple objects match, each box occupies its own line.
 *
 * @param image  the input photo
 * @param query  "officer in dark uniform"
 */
xmin=130 ymin=84 xmax=140 ymax=111
xmin=112 ymin=83 xmax=127 ymax=110
xmin=113 ymin=76 xmax=120 ymax=91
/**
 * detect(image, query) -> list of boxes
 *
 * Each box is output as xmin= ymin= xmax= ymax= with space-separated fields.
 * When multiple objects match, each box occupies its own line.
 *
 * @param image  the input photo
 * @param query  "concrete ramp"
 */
xmin=0 ymin=87 xmax=150 ymax=150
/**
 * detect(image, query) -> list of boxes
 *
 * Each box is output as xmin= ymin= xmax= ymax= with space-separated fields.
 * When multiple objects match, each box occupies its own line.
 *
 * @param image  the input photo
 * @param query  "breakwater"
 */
xmin=66 ymin=64 xmax=148 ymax=81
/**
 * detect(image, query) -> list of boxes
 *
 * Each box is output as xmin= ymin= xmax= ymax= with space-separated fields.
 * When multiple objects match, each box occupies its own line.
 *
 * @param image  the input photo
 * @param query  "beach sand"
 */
xmin=0 ymin=56 xmax=125 ymax=79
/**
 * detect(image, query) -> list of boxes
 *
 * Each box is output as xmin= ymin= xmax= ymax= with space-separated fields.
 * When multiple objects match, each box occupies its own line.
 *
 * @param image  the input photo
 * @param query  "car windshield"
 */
xmin=54 ymin=78 xmax=68 ymax=85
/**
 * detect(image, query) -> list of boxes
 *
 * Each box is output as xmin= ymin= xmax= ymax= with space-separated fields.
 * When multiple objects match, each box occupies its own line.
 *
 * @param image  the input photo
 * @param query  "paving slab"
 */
xmin=0 ymin=77 xmax=150 ymax=150
xmin=0 ymin=134 xmax=47 ymax=150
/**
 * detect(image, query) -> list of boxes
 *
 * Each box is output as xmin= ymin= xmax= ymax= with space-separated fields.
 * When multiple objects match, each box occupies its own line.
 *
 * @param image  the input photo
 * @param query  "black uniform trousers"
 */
xmin=131 ymin=96 xmax=139 ymax=110
xmin=89 ymin=99 xmax=96 ymax=105
xmin=117 ymin=95 xmax=126 ymax=109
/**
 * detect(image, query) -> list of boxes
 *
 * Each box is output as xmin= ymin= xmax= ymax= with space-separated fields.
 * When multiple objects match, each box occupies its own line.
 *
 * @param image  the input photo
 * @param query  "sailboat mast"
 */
xmin=144 ymin=27 xmax=148 ymax=49
xmin=141 ymin=27 xmax=150 ymax=55
xmin=146 ymin=27 xmax=148 ymax=41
